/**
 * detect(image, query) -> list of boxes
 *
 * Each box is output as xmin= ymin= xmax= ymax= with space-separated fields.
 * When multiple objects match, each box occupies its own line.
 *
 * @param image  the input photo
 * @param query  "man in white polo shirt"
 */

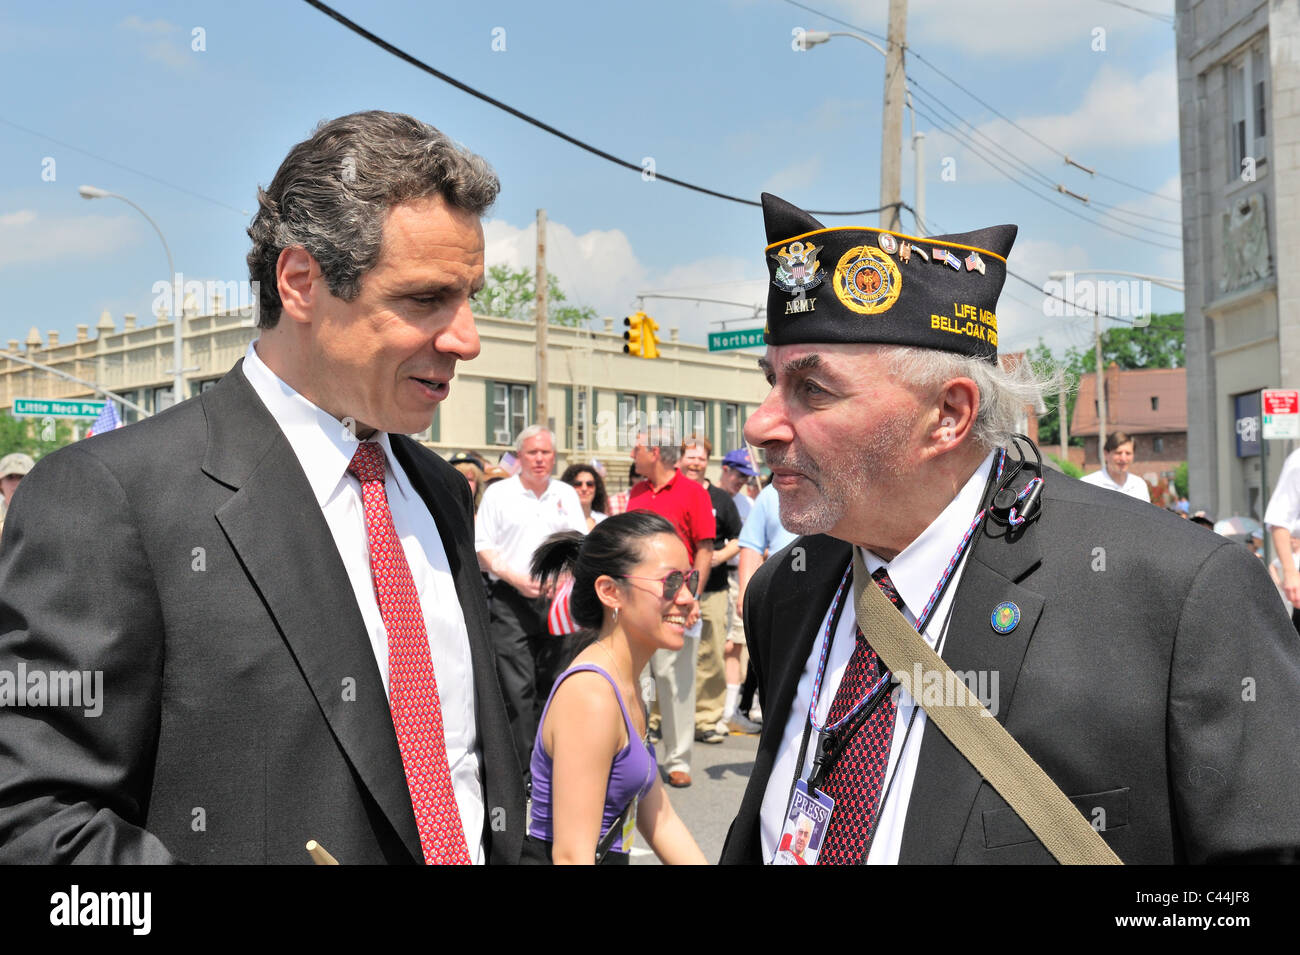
xmin=1080 ymin=431 xmax=1150 ymax=502
xmin=476 ymin=425 xmax=587 ymax=777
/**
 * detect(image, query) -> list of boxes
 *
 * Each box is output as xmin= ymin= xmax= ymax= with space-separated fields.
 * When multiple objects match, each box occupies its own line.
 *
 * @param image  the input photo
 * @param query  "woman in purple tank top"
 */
xmin=523 ymin=511 xmax=707 ymax=865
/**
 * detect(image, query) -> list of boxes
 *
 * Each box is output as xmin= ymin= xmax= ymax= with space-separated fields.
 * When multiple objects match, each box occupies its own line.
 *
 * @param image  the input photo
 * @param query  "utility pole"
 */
xmin=535 ymin=208 xmax=549 ymax=434
xmin=1059 ymin=379 xmax=1069 ymax=463
xmin=913 ymin=129 xmax=925 ymax=232
xmin=880 ymin=0 xmax=908 ymax=231
xmin=1095 ymin=311 xmax=1107 ymax=469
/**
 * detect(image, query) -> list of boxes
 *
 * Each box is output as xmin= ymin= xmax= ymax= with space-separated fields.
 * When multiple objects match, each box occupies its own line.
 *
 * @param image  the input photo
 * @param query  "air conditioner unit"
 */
xmin=494 ymin=429 xmax=511 ymax=445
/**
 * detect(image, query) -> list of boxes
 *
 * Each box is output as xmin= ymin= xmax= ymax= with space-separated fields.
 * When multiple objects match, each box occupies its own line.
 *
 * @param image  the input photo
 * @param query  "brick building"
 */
xmin=1071 ymin=364 xmax=1189 ymax=484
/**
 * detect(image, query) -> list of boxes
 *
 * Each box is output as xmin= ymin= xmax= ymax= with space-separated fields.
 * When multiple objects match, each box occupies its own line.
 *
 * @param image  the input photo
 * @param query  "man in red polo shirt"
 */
xmin=628 ymin=430 xmax=714 ymax=787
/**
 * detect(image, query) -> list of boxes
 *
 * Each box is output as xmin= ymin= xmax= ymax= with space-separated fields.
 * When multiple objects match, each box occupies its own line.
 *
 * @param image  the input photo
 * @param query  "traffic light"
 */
xmin=623 ymin=311 xmax=660 ymax=359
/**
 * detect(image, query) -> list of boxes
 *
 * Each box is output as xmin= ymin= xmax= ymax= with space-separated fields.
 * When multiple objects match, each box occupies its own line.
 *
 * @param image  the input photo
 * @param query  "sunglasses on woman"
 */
xmin=571 ymin=479 xmax=596 ymax=488
xmin=616 ymin=569 xmax=700 ymax=600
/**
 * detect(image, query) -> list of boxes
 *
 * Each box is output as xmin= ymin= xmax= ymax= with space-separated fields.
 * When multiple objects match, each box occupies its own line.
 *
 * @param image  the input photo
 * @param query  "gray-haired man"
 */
xmin=475 ymin=425 xmax=587 ymax=777
xmin=722 ymin=193 xmax=1300 ymax=865
xmin=0 ymin=111 xmax=524 ymax=864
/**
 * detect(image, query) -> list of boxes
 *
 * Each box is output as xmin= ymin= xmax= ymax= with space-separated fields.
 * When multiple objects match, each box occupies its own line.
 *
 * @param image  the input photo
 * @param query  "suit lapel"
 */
xmin=203 ymin=365 xmax=424 ymax=863
xmin=898 ymin=475 xmax=1046 ymax=864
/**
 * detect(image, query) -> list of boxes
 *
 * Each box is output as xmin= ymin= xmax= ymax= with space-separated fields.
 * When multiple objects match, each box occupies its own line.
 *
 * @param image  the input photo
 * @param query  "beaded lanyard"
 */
xmin=805 ymin=448 xmax=1032 ymax=733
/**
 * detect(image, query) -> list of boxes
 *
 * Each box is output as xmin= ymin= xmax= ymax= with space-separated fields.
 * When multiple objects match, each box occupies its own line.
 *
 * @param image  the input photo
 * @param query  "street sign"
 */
xmin=708 ymin=328 xmax=765 ymax=352
xmin=1262 ymin=389 xmax=1300 ymax=439
xmin=11 ymin=398 xmax=107 ymax=419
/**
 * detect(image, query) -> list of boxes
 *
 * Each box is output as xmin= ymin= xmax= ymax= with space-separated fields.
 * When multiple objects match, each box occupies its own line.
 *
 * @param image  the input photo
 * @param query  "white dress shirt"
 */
xmin=1080 ymin=467 xmax=1150 ymax=501
xmin=1264 ymin=448 xmax=1300 ymax=533
xmin=241 ymin=343 xmax=484 ymax=863
xmin=474 ymin=475 xmax=587 ymax=582
xmin=759 ymin=450 xmax=997 ymax=864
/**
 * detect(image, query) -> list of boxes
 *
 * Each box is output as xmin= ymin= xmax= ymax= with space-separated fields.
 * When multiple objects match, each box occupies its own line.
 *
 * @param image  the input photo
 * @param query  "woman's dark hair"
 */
xmin=560 ymin=463 xmax=608 ymax=515
xmin=530 ymin=511 xmax=678 ymax=635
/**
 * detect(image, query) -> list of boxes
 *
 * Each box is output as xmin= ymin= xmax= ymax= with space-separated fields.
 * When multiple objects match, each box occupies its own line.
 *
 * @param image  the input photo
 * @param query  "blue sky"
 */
xmin=0 ymin=0 xmax=1182 ymax=359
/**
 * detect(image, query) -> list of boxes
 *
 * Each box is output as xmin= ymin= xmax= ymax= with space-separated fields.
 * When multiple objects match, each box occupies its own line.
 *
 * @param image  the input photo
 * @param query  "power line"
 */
xmin=780 ymin=0 xmax=1182 ymax=206
xmin=300 ymin=0 xmax=888 ymax=217
xmin=1089 ymin=0 xmax=1175 ymax=25
xmin=905 ymin=80 xmax=1182 ymax=241
xmin=907 ymin=97 xmax=1182 ymax=248
xmin=0 ymin=116 xmax=249 ymax=216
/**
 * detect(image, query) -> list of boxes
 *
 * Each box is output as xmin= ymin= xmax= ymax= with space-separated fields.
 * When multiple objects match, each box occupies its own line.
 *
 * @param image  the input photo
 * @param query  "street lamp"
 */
xmin=78 ymin=185 xmax=185 ymax=410
xmin=1046 ymin=268 xmax=1185 ymax=461
xmin=800 ymin=14 xmax=914 ymax=232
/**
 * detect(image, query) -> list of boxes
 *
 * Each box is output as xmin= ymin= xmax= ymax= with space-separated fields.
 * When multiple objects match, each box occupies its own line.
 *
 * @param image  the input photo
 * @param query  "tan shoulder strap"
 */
xmin=852 ymin=550 xmax=1121 ymax=865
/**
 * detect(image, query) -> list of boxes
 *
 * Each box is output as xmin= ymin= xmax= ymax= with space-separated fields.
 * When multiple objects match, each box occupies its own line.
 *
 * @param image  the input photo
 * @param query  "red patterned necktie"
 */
xmin=816 ymin=567 xmax=904 ymax=865
xmin=349 ymin=441 xmax=471 ymax=865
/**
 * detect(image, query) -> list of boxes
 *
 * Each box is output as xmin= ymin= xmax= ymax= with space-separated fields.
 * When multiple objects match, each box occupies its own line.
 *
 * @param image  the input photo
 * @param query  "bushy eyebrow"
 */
xmin=757 ymin=354 xmax=823 ymax=378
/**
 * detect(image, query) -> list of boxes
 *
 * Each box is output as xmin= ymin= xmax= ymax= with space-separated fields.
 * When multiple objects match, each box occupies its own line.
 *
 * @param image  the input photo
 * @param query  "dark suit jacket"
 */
xmin=0 ymin=361 xmax=524 ymax=864
xmin=721 ymin=464 xmax=1300 ymax=864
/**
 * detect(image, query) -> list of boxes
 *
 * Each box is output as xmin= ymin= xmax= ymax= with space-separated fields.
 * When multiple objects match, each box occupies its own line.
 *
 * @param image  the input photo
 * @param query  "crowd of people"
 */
xmin=451 ymin=432 xmax=778 ymax=757
xmin=2 ymin=111 xmax=1297 ymax=868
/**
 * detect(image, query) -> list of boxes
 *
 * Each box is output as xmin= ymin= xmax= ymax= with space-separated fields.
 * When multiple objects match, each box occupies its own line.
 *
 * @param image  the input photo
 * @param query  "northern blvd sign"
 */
xmin=12 ymin=398 xmax=107 ymax=419
xmin=708 ymin=328 xmax=765 ymax=351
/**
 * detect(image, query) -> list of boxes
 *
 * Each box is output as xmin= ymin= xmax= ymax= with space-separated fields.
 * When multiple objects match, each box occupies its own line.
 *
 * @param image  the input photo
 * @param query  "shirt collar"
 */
xmin=861 ymin=450 xmax=998 ymax=620
xmin=241 ymin=342 xmax=412 ymax=507
xmin=508 ymin=474 xmax=561 ymax=499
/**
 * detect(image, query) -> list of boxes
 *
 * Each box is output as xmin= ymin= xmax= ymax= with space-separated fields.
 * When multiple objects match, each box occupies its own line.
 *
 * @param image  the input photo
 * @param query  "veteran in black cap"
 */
xmin=720 ymin=193 xmax=1300 ymax=865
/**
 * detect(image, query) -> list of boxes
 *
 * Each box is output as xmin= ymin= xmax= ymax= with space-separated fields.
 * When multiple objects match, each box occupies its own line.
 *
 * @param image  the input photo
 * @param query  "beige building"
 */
xmin=1176 ymin=0 xmax=1300 ymax=519
xmin=0 ymin=300 xmax=770 ymax=486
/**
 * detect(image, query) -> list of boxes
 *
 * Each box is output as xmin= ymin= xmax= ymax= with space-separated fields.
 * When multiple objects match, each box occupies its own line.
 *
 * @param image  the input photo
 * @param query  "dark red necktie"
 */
xmin=816 ymin=567 xmax=903 ymax=865
xmin=349 ymin=441 xmax=471 ymax=865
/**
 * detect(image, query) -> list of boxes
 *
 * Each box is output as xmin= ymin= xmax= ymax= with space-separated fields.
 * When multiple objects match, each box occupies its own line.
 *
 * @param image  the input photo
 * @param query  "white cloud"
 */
xmin=919 ymin=64 xmax=1178 ymax=195
xmin=118 ymin=15 xmax=191 ymax=69
xmin=0 ymin=210 xmax=139 ymax=269
xmin=0 ymin=210 xmax=36 ymax=228
xmin=761 ymin=156 xmax=824 ymax=197
xmin=482 ymin=217 xmax=766 ymax=346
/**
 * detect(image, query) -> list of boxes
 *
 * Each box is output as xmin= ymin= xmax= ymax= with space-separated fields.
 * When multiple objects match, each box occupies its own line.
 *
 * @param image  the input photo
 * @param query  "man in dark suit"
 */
xmin=0 ymin=111 xmax=524 ymax=864
xmin=720 ymin=194 xmax=1300 ymax=864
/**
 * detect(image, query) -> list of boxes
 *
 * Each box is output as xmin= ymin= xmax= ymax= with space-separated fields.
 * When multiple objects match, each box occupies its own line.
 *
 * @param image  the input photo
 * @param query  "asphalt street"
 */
xmin=632 ymin=729 xmax=759 ymax=865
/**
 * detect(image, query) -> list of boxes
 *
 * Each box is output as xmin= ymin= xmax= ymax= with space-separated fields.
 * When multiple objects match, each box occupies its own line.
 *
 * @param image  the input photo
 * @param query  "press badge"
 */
xmin=771 ymin=781 xmax=834 ymax=866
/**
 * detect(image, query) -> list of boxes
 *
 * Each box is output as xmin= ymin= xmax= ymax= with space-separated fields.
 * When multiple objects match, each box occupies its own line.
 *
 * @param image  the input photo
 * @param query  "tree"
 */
xmin=0 ymin=412 xmax=74 ymax=459
xmin=1026 ymin=313 xmax=1184 ymax=448
xmin=478 ymin=265 xmax=598 ymax=328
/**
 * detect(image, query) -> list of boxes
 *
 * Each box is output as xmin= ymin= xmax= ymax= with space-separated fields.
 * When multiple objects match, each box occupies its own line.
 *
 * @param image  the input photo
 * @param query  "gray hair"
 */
xmin=515 ymin=425 xmax=555 ymax=453
xmin=883 ymin=346 xmax=1062 ymax=452
xmin=657 ymin=445 xmax=682 ymax=467
xmin=247 ymin=110 xmax=500 ymax=328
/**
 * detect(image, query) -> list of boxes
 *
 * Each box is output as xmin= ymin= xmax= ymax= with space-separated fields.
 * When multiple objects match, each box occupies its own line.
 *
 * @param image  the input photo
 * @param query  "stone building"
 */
xmin=0 ymin=299 xmax=769 ymax=487
xmin=1176 ymin=0 xmax=1300 ymax=519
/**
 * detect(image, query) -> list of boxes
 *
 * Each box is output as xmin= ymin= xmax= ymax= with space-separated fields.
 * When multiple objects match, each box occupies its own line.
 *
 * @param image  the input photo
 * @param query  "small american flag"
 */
xmin=86 ymin=400 xmax=123 ymax=437
xmin=547 ymin=576 xmax=579 ymax=636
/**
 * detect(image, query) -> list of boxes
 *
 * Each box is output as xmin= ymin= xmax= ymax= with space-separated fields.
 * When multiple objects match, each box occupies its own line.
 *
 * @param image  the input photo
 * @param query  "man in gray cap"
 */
xmin=721 ymin=193 xmax=1300 ymax=865
xmin=0 ymin=453 xmax=35 ymax=538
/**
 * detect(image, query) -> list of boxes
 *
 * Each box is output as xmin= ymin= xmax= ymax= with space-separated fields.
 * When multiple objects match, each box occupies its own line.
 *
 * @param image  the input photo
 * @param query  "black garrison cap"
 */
xmin=761 ymin=193 xmax=1017 ymax=362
